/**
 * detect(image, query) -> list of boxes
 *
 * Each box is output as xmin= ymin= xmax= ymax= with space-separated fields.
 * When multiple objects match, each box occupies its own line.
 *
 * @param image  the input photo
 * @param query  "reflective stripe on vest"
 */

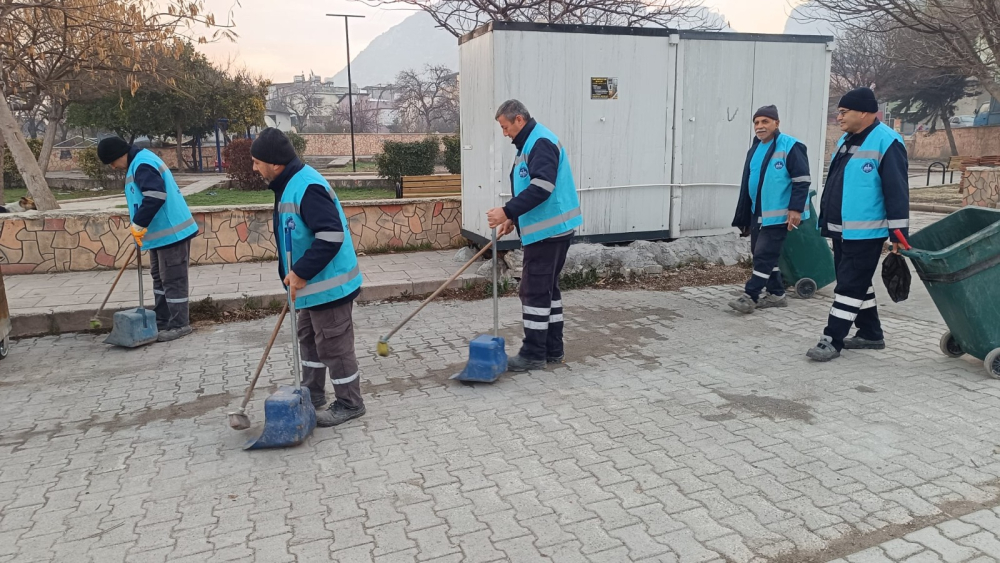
xmin=277 ymin=165 xmax=363 ymax=309
xmin=512 ymin=123 xmax=583 ymax=245
xmin=831 ymin=123 xmax=904 ymax=240
xmin=124 ymin=150 xmax=198 ymax=250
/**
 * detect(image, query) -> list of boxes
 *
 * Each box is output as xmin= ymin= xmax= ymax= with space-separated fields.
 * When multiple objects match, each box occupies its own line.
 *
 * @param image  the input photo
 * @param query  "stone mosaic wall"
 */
xmin=0 ymin=198 xmax=462 ymax=274
xmin=961 ymin=167 xmax=1000 ymax=208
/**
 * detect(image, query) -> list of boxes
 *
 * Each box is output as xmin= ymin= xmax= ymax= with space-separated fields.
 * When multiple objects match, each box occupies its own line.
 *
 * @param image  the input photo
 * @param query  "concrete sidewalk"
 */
xmin=3 ymin=250 xmax=483 ymax=337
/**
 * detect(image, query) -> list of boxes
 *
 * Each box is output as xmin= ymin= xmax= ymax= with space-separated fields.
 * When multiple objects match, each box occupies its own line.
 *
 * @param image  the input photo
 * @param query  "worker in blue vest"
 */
xmin=251 ymin=128 xmax=366 ymax=427
xmin=807 ymin=87 xmax=909 ymax=362
xmin=98 ymin=137 xmax=198 ymax=342
xmin=730 ymin=105 xmax=812 ymax=314
xmin=487 ymin=100 xmax=583 ymax=372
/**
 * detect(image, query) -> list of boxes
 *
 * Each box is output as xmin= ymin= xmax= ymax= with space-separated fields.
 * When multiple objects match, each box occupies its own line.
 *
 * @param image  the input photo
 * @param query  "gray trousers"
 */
xmin=148 ymin=238 xmax=191 ymax=331
xmin=298 ymin=300 xmax=363 ymax=409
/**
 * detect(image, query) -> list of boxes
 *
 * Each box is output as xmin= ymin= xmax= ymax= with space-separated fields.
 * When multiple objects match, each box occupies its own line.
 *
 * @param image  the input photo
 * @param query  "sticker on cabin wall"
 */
xmin=591 ymin=77 xmax=618 ymax=100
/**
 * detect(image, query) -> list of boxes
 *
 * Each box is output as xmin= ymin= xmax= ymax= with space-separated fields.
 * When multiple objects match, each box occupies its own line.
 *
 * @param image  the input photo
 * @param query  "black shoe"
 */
xmin=311 ymin=393 xmax=327 ymax=410
xmin=843 ymin=336 xmax=886 ymax=350
xmin=316 ymin=401 xmax=366 ymax=427
xmin=547 ymin=355 xmax=565 ymax=364
xmin=156 ymin=326 xmax=193 ymax=342
xmin=507 ymin=354 xmax=546 ymax=372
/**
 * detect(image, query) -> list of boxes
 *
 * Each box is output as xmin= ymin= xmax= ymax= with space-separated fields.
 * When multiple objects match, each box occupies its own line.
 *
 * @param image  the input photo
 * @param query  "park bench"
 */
xmin=399 ymin=174 xmax=461 ymax=199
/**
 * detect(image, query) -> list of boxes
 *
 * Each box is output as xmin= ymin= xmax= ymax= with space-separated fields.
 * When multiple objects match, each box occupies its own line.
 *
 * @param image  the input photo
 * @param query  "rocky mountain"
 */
xmin=331 ymin=8 xmax=732 ymax=88
xmin=330 ymin=11 xmax=459 ymax=87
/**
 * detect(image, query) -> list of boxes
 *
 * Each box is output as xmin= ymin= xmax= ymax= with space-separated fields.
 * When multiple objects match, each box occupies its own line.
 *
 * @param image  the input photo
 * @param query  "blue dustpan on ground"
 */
xmin=244 ymin=385 xmax=316 ymax=449
xmin=452 ymin=228 xmax=507 ymax=383
xmin=451 ymin=334 xmax=507 ymax=382
xmin=245 ymin=221 xmax=317 ymax=449
xmin=104 ymin=307 xmax=158 ymax=348
xmin=105 ymin=232 xmax=157 ymax=348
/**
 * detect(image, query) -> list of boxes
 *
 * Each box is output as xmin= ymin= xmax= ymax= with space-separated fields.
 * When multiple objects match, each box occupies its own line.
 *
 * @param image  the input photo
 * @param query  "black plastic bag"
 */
xmin=881 ymin=252 xmax=911 ymax=303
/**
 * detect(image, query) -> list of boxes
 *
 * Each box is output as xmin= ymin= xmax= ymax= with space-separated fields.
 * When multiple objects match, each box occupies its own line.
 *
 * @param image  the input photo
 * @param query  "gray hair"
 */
xmin=495 ymin=99 xmax=531 ymax=122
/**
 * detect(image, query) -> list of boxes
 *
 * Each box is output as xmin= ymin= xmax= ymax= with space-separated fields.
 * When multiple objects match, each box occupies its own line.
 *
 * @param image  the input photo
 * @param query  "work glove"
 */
xmin=130 ymin=225 xmax=147 ymax=248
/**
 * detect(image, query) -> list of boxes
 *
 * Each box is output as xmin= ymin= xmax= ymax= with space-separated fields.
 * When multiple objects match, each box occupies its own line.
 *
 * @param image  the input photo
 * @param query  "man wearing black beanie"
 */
xmin=251 ymin=128 xmax=366 ymax=428
xmin=97 ymin=136 xmax=198 ymax=342
xmin=806 ymin=87 xmax=909 ymax=362
xmin=730 ymin=104 xmax=812 ymax=314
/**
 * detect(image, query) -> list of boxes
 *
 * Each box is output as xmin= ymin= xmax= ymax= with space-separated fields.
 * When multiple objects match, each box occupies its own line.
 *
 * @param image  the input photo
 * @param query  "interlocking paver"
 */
xmin=6 ymin=266 xmax=1000 ymax=562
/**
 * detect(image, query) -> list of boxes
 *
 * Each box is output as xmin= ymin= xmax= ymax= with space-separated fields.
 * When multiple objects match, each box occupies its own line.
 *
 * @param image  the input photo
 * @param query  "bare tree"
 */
xmin=271 ymin=80 xmax=332 ymax=131
xmin=0 ymin=0 xmax=233 ymax=210
xmin=800 ymin=0 xmax=1000 ymax=102
xmin=355 ymin=0 xmax=721 ymax=37
xmin=829 ymin=20 xmax=902 ymax=97
xmin=394 ymin=66 xmax=460 ymax=133
xmin=334 ymin=95 xmax=380 ymax=134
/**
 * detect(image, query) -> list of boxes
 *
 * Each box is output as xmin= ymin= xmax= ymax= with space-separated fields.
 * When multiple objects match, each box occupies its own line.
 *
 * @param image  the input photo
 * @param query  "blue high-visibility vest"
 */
xmin=512 ymin=123 xmax=583 ymax=245
xmin=277 ymin=165 xmax=362 ymax=309
xmin=124 ymin=150 xmax=197 ymax=249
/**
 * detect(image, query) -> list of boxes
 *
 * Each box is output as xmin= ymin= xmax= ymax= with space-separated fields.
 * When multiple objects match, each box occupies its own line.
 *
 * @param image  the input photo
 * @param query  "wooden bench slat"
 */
xmin=403 ymin=174 xmax=460 ymax=181
xmin=403 ymin=182 xmax=462 ymax=187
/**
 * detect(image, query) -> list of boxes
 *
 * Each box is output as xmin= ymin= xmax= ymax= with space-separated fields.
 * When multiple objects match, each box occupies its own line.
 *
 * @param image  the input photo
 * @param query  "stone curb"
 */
xmin=910 ymin=203 xmax=962 ymax=214
xmin=7 ymin=275 xmax=481 ymax=339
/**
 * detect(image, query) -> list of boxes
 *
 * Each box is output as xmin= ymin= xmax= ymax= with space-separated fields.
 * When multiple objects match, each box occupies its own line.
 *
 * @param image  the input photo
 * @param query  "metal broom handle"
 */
xmin=492 ymin=227 xmax=498 ymax=338
xmin=284 ymin=222 xmax=302 ymax=390
xmin=133 ymin=204 xmax=147 ymax=328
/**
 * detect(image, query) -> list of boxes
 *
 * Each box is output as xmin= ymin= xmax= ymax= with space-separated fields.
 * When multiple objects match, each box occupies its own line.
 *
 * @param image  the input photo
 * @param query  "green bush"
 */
xmin=286 ymin=131 xmax=307 ymax=157
xmin=77 ymin=146 xmax=127 ymax=186
xmin=375 ymin=138 xmax=439 ymax=186
xmin=2 ymin=138 xmax=43 ymax=189
xmin=443 ymin=135 xmax=461 ymax=174
xmin=224 ymin=138 xmax=266 ymax=191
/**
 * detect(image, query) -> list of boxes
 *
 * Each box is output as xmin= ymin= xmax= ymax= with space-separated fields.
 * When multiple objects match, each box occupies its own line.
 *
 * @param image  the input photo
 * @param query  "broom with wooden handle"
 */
xmin=228 ymin=302 xmax=289 ymax=430
xmin=89 ymin=246 xmax=138 ymax=330
xmin=376 ymin=241 xmax=494 ymax=357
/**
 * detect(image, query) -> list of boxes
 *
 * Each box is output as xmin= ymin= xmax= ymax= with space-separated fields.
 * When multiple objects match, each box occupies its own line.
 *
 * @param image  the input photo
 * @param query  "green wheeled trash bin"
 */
xmin=777 ymin=190 xmax=836 ymax=299
xmin=900 ymin=207 xmax=1000 ymax=378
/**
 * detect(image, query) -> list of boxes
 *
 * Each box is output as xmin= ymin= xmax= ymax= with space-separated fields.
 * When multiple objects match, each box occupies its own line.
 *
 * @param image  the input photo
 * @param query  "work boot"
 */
xmin=157 ymin=325 xmax=193 ymax=342
xmin=311 ymin=392 xmax=328 ymax=410
xmin=728 ymin=293 xmax=756 ymax=314
xmin=756 ymin=293 xmax=788 ymax=309
xmin=843 ymin=336 xmax=886 ymax=350
xmin=806 ymin=336 xmax=841 ymax=362
xmin=316 ymin=401 xmax=366 ymax=428
xmin=547 ymin=354 xmax=565 ymax=364
xmin=507 ymin=354 xmax=546 ymax=372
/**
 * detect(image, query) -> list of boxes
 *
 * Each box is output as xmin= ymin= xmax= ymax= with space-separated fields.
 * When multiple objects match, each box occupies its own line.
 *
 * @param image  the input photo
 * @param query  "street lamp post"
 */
xmin=327 ymin=13 xmax=365 ymax=173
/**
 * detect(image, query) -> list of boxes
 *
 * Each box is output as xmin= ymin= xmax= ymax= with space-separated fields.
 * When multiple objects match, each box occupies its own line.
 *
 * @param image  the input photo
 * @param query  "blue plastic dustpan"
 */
xmin=244 ymin=224 xmax=318 ymax=450
xmin=451 ymin=334 xmax=507 ymax=383
xmin=244 ymin=385 xmax=316 ymax=450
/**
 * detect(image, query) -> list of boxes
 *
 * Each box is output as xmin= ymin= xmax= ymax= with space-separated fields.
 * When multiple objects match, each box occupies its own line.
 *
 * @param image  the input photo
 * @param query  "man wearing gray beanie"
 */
xmin=251 ymin=128 xmax=366 ymax=427
xmin=729 ymin=105 xmax=812 ymax=314
xmin=807 ymin=87 xmax=909 ymax=362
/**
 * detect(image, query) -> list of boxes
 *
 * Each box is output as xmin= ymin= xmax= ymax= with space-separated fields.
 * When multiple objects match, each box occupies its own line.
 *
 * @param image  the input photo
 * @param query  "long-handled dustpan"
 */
xmin=244 ymin=219 xmax=316 ymax=450
xmin=452 ymin=227 xmax=507 ymax=383
xmin=105 ymin=206 xmax=158 ymax=348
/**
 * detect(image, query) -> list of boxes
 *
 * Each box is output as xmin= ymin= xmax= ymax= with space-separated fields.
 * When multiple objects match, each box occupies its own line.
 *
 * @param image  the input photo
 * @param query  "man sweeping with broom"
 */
xmin=251 ymin=128 xmax=366 ymax=427
xmin=487 ymin=100 xmax=583 ymax=372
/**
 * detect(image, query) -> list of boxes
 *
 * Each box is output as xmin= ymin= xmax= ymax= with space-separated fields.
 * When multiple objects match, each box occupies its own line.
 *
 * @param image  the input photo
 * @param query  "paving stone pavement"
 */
xmin=3 ymin=250 xmax=480 ymax=317
xmin=4 ymin=274 xmax=1000 ymax=562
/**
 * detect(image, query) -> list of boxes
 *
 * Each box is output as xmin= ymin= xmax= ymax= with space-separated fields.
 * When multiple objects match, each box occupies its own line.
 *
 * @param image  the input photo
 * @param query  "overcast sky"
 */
xmin=196 ymin=0 xmax=807 ymax=83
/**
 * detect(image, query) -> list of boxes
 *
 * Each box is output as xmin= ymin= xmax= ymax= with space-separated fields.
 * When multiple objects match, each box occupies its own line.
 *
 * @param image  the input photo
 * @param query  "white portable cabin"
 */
xmin=458 ymin=22 xmax=834 ymax=248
